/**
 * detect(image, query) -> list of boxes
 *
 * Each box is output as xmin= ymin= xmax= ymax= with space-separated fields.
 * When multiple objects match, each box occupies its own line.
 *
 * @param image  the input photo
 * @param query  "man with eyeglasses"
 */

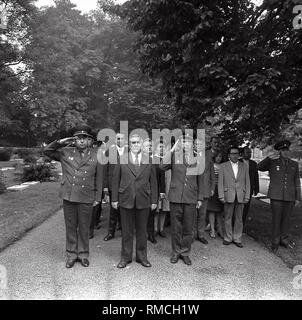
xmin=218 ymin=146 xmax=250 ymax=248
xmin=258 ymin=140 xmax=301 ymax=253
xmin=44 ymin=124 xmax=103 ymax=268
xmin=103 ymin=133 xmax=128 ymax=242
xmin=111 ymin=134 xmax=158 ymax=268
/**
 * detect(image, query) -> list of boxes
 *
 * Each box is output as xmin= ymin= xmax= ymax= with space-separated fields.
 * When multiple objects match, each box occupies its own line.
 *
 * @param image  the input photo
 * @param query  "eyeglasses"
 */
xmin=230 ymin=152 xmax=239 ymax=155
xmin=131 ymin=141 xmax=140 ymax=144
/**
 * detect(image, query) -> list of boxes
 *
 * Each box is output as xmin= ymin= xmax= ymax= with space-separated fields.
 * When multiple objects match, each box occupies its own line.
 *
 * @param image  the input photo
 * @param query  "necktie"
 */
xmin=134 ymin=154 xmax=140 ymax=173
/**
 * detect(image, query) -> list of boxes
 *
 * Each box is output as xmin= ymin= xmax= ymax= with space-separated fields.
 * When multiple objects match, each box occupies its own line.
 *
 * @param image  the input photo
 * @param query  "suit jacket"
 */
xmin=247 ymin=159 xmax=259 ymax=195
xmin=160 ymin=150 xmax=204 ymax=204
xmin=257 ymin=157 xmax=301 ymax=201
xmin=111 ymin=152 xmax=158 ymax=209
xmin=44 ymin=141 xmax=103 ymax=204
xmin=103 ymin=145 xmax=128 ymax=192
xmin=218 ymin=161 xmax=250 ymax=203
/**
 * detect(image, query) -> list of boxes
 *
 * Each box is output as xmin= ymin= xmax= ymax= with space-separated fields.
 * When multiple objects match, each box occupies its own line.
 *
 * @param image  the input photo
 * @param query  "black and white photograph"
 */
xmin=0 ymin=0 xmax=302 ymax=305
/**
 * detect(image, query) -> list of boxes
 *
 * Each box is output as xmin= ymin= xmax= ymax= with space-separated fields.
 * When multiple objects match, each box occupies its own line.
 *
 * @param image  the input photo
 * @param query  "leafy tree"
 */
xmin=117 ymin=0 xmax=302 ymax=145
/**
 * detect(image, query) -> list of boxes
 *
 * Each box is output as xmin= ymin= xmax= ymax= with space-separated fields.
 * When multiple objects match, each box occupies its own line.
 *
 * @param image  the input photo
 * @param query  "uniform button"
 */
xmin=82 ymin=185 xmax=84 ymax=188
xmin=72 ymin=184 xmax=75 ymax=186
xmin=73 ymin=176 xmax=76 ymax=179
xmin=83 ymin=178 xmax=85 ymax=181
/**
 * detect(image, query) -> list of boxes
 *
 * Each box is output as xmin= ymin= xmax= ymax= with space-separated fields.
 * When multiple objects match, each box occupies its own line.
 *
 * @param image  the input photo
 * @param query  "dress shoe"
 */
xmin=271 ymin=245 xmax=278 ymax=254
xmin=136 ymin=259 xmax=152 ymax=267
xmin=89 ymin=234 xmax=94 ymax=239
xmin=117 ymin=260 xmax=131 ymax=268
xmin=170 ymin=254 xmax=179 ymax=264
xmin=233 ymin=242 xmax=243 ymax=248
xmin=104 ymin=233 xmax=114 ymax=241
xmin=223 ymin=240 xmax=232 ymax=245
xmin=197 ymin=237 xmax=208 ymax=244
xmin=66 ymin=259 xmax=76 ymax=268
xmin=148 ymin=234 xmax=157 ymax=244
xmin=79 ymin=258 xmax=90 ymax=267
xmin=180 ymin=255 xmax=192 ymax=265
xmin=158 ymin=230 xmax=166 ymax=238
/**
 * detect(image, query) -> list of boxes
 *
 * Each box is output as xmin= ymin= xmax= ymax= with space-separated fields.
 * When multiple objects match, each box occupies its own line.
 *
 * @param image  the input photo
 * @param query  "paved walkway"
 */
xmin=0 ymin=205 xmax=302 ymax=300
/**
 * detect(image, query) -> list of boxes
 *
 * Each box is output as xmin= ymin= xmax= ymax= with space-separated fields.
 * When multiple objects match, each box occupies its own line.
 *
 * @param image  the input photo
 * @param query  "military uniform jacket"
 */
xmin=44 ymin=141 xmax=103 ymax=204
xmin=257 ymin=157 xmax=301 ymax=201
xmin=160 ymin=150 xmax=204 ymax=204
xmin=111 ymin=153 xmax=158 ymax=209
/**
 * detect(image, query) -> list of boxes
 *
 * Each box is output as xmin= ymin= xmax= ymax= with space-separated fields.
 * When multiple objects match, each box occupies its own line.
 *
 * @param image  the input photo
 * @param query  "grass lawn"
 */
xmin=246 ymin=199 xmax=302 ymax=268
xmin=0 ymin=182 xmax=61 ymax=251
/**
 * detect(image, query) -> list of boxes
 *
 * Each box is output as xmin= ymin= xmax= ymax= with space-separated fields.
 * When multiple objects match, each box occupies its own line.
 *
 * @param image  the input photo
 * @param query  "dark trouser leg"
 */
xmin=120 ymin=207 xmax=134 ymax=262
xmin=63 ymin=200 xmax=78 ymax=260
xmin=181 ymin=204 xmax=196 ymax=257
xmin=224 ymin=202 xmax=235 ymax=242
xmin=242 ymin=199 xmax=251 ymax=226
xmin=170 ymin=203 xmax=183 ymax=255
xmin=233 ymin=201 xmax=244 ymax=243
xmin=196 ymin=199 xmax=208 ymax=238
xmin=135 ymin=208 xmax=150 ymax=261
xmin=280 ymin=201 xmax=294 ymax=244
xmin=108 ymin=192 xmax=119 ymax=234
xmin=89 ymin=205 xmax=97 ymax=237
xmin=147 ymin=209 xmax=155 ymax=235
xmin=271 ymin=200 xmax=283 ymax=246
xmin=95 ymin=203 xmax=102 ymax=225
xmin=77 ymin=203 xmax=93 ymax=259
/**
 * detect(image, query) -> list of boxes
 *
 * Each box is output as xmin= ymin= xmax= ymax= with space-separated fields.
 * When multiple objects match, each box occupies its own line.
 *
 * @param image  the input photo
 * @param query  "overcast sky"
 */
xmin=36 ymin=0 xmax=127 ymax=12
xmin=36 ymin=0 xmax=263 ymax=13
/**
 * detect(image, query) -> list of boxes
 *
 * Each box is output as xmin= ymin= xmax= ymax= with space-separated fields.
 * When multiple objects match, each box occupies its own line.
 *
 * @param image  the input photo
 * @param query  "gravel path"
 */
xmin=0 ymin=205 xmax=301 ymax=300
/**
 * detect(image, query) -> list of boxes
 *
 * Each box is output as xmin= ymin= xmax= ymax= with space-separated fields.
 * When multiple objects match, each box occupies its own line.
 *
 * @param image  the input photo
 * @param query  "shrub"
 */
xmin=22 ymin=162 xmax=57 ymax=182
xmin=0 ymin=170 xmax=6 ymax=194
xmin=0 ymin=149 xmax=12 ymax=161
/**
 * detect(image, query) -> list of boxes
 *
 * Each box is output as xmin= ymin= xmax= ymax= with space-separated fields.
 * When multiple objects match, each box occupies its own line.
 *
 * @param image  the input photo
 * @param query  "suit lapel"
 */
xmin=227 ymin=161 xmax=235 ymax=179
xmin=127 ymin=153 xmax=137 ymax=177
xmin=136 ymin=154 xmax=149 ymax=178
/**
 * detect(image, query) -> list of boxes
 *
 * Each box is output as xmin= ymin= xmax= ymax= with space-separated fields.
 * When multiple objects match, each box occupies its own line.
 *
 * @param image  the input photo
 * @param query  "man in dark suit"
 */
xmin=160 ymin=135 xmax=203 ymax=265
xmin=44 ymin=125 xmax=103 ymax=268
xmin=257 ymin=140 xmax=301 ymax=253
xmin=103 ymin=133 xmax=128 ymax=241
xmin=194 ymin=138 xmax=215 ymax=244
xmin=218 ymin=146 xmax=250 ymax=248
xmin=242 ymin=147 xmax=259 ymax=226
xmin=111 ymin=133 xmax=158 ymax=268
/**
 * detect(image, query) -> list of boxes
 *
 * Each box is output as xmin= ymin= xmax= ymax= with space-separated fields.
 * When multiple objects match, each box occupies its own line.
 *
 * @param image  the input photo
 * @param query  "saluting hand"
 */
xmin=58 ymin=137 xmax=75 ymax=145
xmin=93 ymin=201 xmax=100 ymax=207
xmin=267 ymin=152 xmax=279 ymax=160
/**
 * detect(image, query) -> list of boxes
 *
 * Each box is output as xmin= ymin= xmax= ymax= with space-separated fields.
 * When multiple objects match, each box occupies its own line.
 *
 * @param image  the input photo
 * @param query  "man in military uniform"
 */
xmin=44 ymin=124 xmax=103 ymax=268
xmin=257 ymin=140 xmax=301 ymax=253
xmin=160 ymin=135 xmax=204 ymax=265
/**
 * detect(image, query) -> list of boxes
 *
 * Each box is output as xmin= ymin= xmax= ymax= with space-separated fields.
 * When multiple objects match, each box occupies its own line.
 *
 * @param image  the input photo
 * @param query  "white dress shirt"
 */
xmin=230 ymin=161 xmax=239 ymax=179
xmin=116 ymin=145 xmax=125 ymax=156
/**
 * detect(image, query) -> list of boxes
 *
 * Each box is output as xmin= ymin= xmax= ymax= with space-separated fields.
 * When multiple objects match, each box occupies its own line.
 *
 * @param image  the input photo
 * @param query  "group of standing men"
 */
xmin=44 ymin=125 xmax=301 ymax=268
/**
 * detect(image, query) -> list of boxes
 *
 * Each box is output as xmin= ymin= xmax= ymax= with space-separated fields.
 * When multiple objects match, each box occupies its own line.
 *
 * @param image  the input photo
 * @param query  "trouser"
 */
xmin=170 ymin=202 xmax=196 ymax=257
xmin=63 ymin=200 xmax=93 ymax=260
xmin=147 ymin=208 xmax=156 ymax=235
xmin=107 ymin=191 xmax=121 ymax=235
xmin=120 ymin=207 xmax=149 ymax=262
xmin=89 ymin=203 xmax=102 ymax=236
xmin=224 ymin=200 xmax=244 ymax=243
xmin=270 ymin=200 xmax=294 ymax=246
xmin=196 ymin=198 xmax=208 ymax=238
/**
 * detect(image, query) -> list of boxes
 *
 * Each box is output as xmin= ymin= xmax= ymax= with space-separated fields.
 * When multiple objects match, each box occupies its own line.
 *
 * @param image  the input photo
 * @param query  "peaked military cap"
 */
xmin=274 ymin=140 xmax=291 ymax=151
